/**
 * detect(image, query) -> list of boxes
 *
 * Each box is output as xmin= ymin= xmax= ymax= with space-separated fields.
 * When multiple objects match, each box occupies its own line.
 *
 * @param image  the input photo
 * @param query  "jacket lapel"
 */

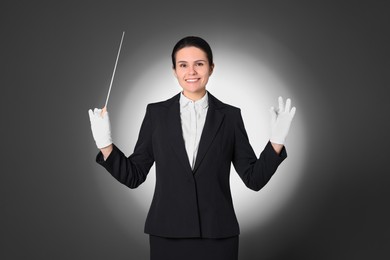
xmin=165 ymin=92 xmax=226 ymax=176
xmin=166 ymin=94 xmax=193 ymax=175
xmin=193 ymin=93 xmax=225 ymax=174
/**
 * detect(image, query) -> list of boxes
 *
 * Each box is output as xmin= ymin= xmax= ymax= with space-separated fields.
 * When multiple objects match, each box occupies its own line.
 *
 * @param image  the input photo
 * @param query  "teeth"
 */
xmin=186 ymin=79 xmax=199 ymax=82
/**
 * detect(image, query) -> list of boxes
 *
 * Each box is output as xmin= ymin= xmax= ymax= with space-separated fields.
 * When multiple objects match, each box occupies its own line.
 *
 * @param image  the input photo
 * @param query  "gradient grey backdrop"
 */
xmin=2 ymin=1 xmax=389 ymax=259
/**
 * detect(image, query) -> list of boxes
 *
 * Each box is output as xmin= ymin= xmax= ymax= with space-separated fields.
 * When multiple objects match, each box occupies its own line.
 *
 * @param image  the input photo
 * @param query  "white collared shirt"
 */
xmin=179 ymin=92 xmax=209 ymax=170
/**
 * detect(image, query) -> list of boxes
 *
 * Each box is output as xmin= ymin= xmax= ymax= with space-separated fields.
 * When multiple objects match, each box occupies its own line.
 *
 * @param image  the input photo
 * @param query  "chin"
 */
xmin=183 ymin=85 xmax=206 ymax=93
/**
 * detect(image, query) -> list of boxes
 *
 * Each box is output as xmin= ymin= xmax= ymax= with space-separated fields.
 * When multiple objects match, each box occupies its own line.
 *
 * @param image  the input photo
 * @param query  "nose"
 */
xmin=187 ymin=65 xmax=197 ymax=75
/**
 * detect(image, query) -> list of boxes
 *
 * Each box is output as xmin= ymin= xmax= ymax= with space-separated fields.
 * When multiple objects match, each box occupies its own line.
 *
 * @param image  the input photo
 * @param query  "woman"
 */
xmin=89 ymin=36 xmax=296 ymax=260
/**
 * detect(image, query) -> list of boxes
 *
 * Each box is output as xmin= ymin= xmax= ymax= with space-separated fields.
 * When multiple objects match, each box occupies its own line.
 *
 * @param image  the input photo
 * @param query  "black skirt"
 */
xmin=149 ymin=235 xmax=239 ymax=260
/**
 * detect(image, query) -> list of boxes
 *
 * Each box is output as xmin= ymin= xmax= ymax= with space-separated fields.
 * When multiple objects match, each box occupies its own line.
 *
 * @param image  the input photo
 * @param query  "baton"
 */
xmin=102 ymin=31 xmax=125 ymax=116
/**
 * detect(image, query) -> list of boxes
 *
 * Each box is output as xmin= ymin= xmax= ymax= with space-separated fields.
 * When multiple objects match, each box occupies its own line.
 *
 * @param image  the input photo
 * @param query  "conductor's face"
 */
xmin=173 ymin=46 xmax=214 ymax=99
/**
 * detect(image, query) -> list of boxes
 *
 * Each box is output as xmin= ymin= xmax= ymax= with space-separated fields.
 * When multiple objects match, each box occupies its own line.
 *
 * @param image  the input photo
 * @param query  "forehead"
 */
xmin=176 ymin=46 xmax=208 ymax=62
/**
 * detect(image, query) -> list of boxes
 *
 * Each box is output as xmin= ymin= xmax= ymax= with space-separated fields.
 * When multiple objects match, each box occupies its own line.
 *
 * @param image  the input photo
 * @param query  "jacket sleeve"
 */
xmin=232 ymin=109 xmax=287 ymax=191
xmin=95 ymin=105 xmax=155 ymax=189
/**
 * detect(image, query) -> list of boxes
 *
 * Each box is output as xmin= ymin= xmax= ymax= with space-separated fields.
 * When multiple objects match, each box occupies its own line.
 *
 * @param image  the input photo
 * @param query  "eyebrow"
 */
xmin=177 ymin=60 xmax=207 ymax=63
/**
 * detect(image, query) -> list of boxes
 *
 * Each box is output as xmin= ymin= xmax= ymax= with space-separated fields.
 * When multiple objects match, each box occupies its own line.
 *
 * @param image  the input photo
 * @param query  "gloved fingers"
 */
xmin=101 ymin=106 xmax=107 ymax=117
xmin=93 ymin=108 xmax=103 ymax=117
xmin=269 ymin=106 xmax=277 ymax=124
xmin=285 ymin=98 xmax=291 ymax=113
xmin=101 ymin=109 xmax=109 ymax=119
xmin=101 ymin=111 xmax=109 ymax=119
xmin=290 ymin=106 xmax=296 ymax=119
xmin=278 ymin=96 xmax=284 ymax=114
xmin=88 ymin=109 xmax=94 ymax=119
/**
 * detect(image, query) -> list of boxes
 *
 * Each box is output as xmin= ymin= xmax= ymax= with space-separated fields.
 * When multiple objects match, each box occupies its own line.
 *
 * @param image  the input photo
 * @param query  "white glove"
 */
xmin=88 ymin=108 xmax=113 ymax=149
xmin=269 ymin=96 xmax=296 ymax=145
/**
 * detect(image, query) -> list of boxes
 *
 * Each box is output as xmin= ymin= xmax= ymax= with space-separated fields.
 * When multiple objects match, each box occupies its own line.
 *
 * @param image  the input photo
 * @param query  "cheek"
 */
xmin=174 ymin=70 xmax=183 ymax=79
xmin=202 ymin=72 xmax=211 ymax=81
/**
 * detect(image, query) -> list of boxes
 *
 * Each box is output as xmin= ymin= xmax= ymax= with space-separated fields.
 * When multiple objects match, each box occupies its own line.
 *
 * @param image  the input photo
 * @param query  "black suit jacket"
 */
xmin=96 ymin=92 xmax=287 ymax=238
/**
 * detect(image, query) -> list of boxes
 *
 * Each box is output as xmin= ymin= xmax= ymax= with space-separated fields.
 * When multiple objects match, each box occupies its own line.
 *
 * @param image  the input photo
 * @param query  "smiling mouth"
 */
xmin=185 ymin=78 xmax=200 ymax=83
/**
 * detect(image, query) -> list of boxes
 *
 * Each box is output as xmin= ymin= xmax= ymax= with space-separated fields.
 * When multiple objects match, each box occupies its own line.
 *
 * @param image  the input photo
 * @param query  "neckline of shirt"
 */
xmin=179 ymin=91 xmax=209 ymax=109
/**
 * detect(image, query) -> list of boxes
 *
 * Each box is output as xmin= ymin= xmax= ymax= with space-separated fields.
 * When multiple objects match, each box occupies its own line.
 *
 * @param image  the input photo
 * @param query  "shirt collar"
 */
xmin=179 ymin=91 xmax=209 ymax=109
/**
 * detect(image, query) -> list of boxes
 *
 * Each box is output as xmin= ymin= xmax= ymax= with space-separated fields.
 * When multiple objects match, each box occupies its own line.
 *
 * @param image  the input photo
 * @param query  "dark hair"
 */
xmin=171 ymin=36 xmax=214 ymax=69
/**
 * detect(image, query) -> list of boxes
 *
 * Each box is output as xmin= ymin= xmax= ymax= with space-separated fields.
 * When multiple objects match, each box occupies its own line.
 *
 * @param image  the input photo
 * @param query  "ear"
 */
xmin=209 ymin=64 xmax=215 ymax=76
xmin=173 ymin=67 xmax=178 ymax=78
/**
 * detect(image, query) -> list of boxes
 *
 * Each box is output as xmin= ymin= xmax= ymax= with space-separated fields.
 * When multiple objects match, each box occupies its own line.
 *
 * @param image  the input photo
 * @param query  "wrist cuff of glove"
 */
xmin=96 ymin=138 xmax=113 ymax=149
xmin=270 ymin=137 xmax=285 ymax=145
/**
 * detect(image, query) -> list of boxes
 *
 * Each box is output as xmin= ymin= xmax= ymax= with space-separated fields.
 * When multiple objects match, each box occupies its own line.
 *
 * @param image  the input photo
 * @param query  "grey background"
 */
xmin=2 ymin=1 xmax=389 ymax=259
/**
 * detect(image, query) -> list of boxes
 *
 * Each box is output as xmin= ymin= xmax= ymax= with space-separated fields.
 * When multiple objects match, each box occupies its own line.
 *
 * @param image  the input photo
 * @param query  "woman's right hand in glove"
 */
xmin=88 ymin=106 xmax=113 ymax=149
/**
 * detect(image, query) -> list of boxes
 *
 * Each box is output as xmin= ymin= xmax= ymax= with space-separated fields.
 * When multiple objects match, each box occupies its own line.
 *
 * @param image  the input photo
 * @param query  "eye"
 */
xmin=196 ymin=62 xmax=204 ymax=66
xmin=179 ymin=63 xmax=187 ymax=68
